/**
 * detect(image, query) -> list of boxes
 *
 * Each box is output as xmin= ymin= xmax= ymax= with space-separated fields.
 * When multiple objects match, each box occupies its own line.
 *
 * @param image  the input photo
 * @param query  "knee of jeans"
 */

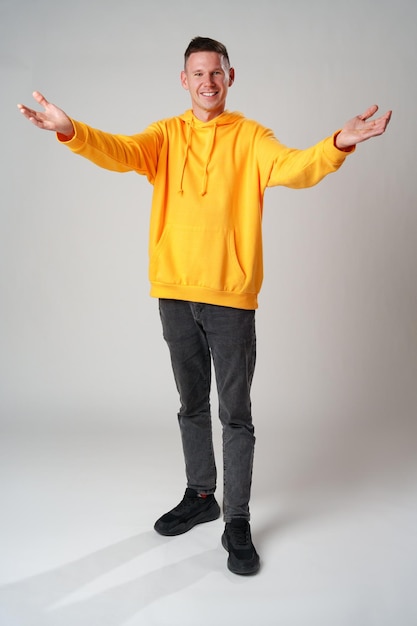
xmin=220 ymin=411 xmax=254 ymax=434
xmin=178 ymin=400 xmax=211 ymax=418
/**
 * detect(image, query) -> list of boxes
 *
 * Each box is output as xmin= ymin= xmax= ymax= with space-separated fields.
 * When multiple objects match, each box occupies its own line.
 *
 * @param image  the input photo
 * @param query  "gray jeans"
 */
xmin=159 ymin=299 xmax=256 ymax=521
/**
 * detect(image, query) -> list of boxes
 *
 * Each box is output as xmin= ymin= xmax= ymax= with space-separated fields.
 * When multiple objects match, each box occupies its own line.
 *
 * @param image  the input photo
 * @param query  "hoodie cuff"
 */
xmin=333 ymin=130 xmax=356 ymax=154
xmin=56 ymin=118 xmax=87 ymax=149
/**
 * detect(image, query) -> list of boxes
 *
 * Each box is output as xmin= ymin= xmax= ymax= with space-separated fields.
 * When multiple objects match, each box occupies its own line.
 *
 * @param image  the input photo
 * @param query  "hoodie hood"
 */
xmin=178 ymin=109 xmax=244 ymax=195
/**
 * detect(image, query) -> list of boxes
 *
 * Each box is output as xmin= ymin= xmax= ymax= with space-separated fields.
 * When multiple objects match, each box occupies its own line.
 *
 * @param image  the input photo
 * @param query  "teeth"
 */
xmin=202 ymin=92 xmax=216 ymax=97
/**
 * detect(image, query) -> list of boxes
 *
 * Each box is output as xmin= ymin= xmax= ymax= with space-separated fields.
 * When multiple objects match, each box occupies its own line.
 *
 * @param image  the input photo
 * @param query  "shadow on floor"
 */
xmin=0 ymin=531 xmax=224 ymax=626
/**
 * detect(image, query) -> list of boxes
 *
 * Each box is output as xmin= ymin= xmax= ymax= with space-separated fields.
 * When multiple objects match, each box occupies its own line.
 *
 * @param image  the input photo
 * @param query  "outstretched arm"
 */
xmin=335 ymin=105 xmax=392 ymax=150
xmin=17 ymin=91 xmax=75 ymax=140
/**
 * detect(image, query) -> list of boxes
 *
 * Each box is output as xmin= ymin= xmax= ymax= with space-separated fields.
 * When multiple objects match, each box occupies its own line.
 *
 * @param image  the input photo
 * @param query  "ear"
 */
xmin=180 ymin=70 xmax=189 ymax=91
xmin=228 ymin=67 xmax=235 ymax=87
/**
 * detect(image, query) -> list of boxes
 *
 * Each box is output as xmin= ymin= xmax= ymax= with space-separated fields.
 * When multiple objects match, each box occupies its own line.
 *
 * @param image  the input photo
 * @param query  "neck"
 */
xmin=192 ymin=108 xmax=225 ymax=122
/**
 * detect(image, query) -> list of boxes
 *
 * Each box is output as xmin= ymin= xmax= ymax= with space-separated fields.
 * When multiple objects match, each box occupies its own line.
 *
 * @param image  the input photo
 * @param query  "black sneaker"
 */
xmin=154 ymin=488 xmax=221 ymax=536
xmin=222 ymin=519 xmax=260 ymax=575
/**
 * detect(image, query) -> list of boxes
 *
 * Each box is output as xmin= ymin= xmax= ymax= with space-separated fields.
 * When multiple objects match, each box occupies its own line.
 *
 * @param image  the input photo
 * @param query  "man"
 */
xmin=18 ymin=36 xmax=391 ymax=576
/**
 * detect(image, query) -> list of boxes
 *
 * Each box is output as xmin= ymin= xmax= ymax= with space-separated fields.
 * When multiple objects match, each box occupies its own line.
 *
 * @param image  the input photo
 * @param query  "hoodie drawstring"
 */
xmin=178 ymin=119 xmax=193 ymax=194
xmin=178 ymin=119 xmax=218 ymax=197
xmin=201 ymin=123 xmax=217 ymax=196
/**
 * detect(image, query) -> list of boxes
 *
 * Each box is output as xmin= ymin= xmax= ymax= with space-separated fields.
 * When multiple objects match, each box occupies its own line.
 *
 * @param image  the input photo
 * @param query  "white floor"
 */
xmin=1 ymin=414 xmax=416 ymax=626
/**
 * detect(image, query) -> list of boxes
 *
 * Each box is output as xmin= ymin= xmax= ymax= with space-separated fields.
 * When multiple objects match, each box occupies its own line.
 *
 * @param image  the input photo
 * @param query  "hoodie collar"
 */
xmin=178 ymin=110 xmax=243 ymax=196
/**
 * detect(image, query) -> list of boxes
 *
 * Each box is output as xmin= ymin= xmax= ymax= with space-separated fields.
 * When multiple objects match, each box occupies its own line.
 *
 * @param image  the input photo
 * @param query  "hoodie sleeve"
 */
xmin=256 ymin=126 xmax=355 ymax=190
xmin=57 ymin=119 xmax=165 ymax=183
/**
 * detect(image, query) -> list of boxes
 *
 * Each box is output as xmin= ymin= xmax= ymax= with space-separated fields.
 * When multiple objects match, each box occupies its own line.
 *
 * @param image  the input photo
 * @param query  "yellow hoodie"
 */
xmin=60 ymin=110 xmax=352 ymax=309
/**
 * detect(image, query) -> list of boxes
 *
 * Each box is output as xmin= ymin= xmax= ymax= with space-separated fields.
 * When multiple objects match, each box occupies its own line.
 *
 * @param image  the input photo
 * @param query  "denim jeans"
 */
xmin=159 ymin=299 xmax=256 ymax=521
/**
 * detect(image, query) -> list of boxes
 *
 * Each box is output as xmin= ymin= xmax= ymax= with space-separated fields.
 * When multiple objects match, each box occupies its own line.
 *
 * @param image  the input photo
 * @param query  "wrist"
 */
xmin=56 ymin=120 xmax=75 ymax=142
xmin=334 ymin=130 xmax=354 ymax=152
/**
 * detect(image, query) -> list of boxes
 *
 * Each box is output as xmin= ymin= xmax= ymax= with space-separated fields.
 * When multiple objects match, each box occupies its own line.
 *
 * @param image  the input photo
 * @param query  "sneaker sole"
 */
xmin=221 ymin=532 xmax=260 ymax=575
xmin=154 ymin=502 xmax=221 ymax=536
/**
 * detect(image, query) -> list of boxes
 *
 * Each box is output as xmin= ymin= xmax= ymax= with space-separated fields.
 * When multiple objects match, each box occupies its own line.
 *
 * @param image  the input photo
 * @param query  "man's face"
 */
xmin=181 ymin=51 xmax=234 ymax=122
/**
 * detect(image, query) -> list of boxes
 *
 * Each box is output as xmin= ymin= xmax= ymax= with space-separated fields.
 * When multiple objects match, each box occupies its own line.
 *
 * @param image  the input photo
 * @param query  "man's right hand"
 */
xmin=17 ymin=91 xmax=75 ymax=140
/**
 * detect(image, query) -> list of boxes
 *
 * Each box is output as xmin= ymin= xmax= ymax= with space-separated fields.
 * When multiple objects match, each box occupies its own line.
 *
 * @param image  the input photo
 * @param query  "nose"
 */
xmin=203 ymin=73 xmax=215 ymax=85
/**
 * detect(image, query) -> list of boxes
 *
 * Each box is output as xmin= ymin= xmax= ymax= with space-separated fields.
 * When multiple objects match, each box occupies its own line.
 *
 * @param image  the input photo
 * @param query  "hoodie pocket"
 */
xmin=150 ymin=224 xmax=246 ymax=292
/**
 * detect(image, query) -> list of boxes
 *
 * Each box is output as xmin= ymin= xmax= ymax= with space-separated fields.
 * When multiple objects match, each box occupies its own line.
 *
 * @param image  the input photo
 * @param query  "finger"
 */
xmin=17 ymin=103 xmax=45 ymax=127
xmin=365 ymin=112 xmax=392 ymax=138
xmin=359 ymin=104 xmax=379 ymax=122
xmin=371 ymin=110 xmax=392 ymax=131
xmin=32 ymin=90 xmax=49 ymax=108
xmin=17 ymin=103 xmax=36 ymax=118
xmin=383 ymin=110 xmax=392 ymax=124
xmin=378 ymin=110 xmax=392 ymax=132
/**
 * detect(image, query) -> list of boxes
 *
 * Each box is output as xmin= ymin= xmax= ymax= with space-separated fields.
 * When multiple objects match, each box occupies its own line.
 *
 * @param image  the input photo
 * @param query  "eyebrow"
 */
xmin=191 ymin=67 xmax=224 ymax=73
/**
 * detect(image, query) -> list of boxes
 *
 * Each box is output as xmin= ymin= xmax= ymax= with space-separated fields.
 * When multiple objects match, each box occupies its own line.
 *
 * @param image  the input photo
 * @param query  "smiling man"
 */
xmin=18 ymin=36 xmax=391 ymax=576
xmin=181 ymin=42 xmax=234 ymax=121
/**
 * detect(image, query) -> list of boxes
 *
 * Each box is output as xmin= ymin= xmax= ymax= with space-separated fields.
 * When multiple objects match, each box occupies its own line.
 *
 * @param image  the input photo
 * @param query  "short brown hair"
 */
xmin=184 ymin=36 xmax=230 ymax=68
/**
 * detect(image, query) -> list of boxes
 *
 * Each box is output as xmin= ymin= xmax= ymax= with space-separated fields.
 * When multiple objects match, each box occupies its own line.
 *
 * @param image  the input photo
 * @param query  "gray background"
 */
xmin=1 ymin=0 xmax=416 ymax=625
